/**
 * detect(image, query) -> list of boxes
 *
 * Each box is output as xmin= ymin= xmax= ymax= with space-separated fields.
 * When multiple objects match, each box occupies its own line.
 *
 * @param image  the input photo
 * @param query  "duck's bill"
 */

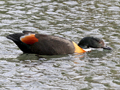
xmin=103 ymin=46 xmax=112 ymax=50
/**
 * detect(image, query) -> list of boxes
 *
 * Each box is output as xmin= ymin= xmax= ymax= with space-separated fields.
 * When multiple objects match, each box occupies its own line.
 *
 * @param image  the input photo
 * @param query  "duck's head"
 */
xmin=78 ymin=37 xmax=112 ymax=50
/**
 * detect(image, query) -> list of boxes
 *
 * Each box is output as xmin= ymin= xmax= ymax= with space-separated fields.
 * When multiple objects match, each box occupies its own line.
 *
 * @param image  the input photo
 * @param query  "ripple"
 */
xmin=0 ymin=0 xmax=120 ymax=90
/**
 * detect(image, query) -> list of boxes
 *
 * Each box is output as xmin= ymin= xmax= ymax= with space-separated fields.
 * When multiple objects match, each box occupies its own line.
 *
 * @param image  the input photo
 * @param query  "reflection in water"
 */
xmin=0 ymin=0 xmax=120 ymax=90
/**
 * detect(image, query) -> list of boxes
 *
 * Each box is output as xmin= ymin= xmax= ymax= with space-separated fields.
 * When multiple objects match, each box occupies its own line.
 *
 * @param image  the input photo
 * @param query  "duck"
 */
xmin=6 ymin=31 xmax=112 ymax=55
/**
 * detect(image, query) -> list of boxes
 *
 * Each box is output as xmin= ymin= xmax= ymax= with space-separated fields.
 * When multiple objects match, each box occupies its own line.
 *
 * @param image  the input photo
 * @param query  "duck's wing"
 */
xmin=20 ymin=33 xmax=75 ymax=55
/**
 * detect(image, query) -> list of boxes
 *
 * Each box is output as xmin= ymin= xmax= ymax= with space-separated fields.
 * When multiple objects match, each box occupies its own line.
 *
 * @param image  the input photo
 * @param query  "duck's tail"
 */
xmin=6 ymin=33 xmax=32 ymax=53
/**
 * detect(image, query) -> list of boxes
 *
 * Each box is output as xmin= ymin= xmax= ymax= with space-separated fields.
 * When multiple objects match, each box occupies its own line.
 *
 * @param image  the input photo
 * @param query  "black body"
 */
xmin=7 ymin=31 xmax=75 ymax=55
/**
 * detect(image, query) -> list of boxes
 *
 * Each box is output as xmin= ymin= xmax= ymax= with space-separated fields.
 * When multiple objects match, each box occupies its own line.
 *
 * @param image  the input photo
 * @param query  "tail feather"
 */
xmin=6 ymin=31 xmax=36 ymax=41
xmin=6 ymin=33 xmax=24 ymax=42
xmin=6 ymin=33 xmax=32 ymax=53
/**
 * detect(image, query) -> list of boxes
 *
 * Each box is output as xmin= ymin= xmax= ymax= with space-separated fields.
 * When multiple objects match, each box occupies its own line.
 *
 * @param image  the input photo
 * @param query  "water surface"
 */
xmin=0 ymin=0 xmax=120 ymax=90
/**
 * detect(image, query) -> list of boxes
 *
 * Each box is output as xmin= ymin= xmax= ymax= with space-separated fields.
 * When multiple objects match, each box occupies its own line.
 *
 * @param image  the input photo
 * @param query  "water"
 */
xmin=0 ymin=0 xmax=120 ymax=90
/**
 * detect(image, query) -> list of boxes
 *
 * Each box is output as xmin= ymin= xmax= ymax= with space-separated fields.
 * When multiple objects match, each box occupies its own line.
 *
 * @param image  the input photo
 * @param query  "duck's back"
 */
xmin=30 ymin=34 xmax=75 ymax=55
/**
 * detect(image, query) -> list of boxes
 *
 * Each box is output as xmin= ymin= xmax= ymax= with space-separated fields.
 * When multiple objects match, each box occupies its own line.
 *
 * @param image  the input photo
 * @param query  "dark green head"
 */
xmin=78 ymin=37 xmax=112 ymax=50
